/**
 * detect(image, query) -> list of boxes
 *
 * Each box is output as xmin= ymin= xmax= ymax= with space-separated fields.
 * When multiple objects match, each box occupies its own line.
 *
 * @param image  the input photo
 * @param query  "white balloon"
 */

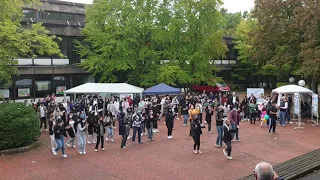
xmin=289 ymin=77 xmax=295 ymax=83
xmin=298 ymin=80 xmax=306 ymax=87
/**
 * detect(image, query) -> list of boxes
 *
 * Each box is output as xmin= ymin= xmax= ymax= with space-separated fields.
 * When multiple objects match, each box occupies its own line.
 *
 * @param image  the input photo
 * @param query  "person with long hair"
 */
xmin=215 ymin=105 xmax=224 ymax=148
xmin=205 ymin=105 xmax=213 ymax=133
xmin=249 ymin=100 xmax=257 ymax=124
xmin=95 ymin=116 xmax=106 ymax=152
xmin=76 ymin=117 xmax=88 ymax=155
xmin=87 ymin=111 xmax=96 ymax=144
xmin=52 ymin=118 xmax=67 ymax=158
xmin=118 ymin=110 xmax=127 ymax=149
xmin=105 ymin=111 xmax=114 ymax=142
xmin=190 ymin=116 xmax=204 ymax=154
xmin=165 ymin=108 xmax=175 ymax=139
xmin=66 ymin=113 xmax=76 ymax=148
xmin=223 ymin=119 xmax=236 ymax=160
xmin=146 ymin=109 xmax=156 ymax=141
xmin=48 ymin=114 xmax=56 ymax=150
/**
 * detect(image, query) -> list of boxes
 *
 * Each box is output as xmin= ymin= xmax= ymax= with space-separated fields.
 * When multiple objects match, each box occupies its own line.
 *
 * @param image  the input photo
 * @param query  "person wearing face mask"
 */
xmin=87 ymin=111 xmax=96 ymax=144
xmin=52 ymin=119 xmax=68 ymax=158
xmin=118 ymin=110 xmax=127 ymax=149
xmin=190 ymin=115 xmax=204 ymax=154
xmin=77 ymin=117 xmax=88 ymax=155
xmin=48 ymin=114 xmax=56 ymax=150
xmin=215 ymin=105 xmax=224 ymax=148
xmin=66 ymin=113 xmax=76 ymax=148
xmin=131 ymin=110 xmax=143 ymax=144
xmin=95 ymin=116 xmax=106 ymax=152
xmin=165 ymin=108 xmax=175 ymax=139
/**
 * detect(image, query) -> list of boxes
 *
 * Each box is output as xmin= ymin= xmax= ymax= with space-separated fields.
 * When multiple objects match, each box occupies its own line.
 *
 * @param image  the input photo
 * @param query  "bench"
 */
xmin=239 ymin=148 xmax=320 ymax=180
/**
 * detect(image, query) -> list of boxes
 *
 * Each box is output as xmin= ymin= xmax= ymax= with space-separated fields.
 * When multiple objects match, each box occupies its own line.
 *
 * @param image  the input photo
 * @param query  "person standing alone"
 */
xmin=38 ymin=103 xmax=48 ymax=131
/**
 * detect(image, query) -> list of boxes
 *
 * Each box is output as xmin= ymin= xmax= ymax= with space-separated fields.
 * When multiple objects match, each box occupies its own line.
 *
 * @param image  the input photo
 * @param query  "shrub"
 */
xmin=0 ymin=103 xmax=40 ymax=151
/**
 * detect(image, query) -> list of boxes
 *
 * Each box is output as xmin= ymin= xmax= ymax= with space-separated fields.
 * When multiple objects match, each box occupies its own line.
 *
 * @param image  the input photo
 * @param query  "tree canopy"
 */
xmin=77 ymin=0 xmax=228 ymax=87
xmin=0 ymin=0 xmax=63 ymax=88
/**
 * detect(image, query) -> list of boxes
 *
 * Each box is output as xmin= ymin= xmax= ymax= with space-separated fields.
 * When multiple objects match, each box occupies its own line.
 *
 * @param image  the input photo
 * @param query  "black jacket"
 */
xmin=191 ymin=120 xmax=203 ymax=137
xmin=216 ymin=109 xmax=224 ymax=126
xmin=95 ymin=122 xmax=106 ymax=136
xmin=165 ymin=112 xmax=174 ymax=128
xmin=223 ymin=124 xmax=236 ymax=142
xmin=53 ymin=125 xmax=67 ymax=139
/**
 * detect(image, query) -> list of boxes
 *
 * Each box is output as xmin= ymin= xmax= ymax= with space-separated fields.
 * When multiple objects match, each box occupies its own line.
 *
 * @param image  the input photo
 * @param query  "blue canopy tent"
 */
xmin=143 ymin=83 xmax=180 ymax=95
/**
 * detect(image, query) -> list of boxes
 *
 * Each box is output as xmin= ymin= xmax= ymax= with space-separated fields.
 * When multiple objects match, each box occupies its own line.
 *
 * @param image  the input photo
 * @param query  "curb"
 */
xmin=0 ymin=140 xmax=42 ymax=155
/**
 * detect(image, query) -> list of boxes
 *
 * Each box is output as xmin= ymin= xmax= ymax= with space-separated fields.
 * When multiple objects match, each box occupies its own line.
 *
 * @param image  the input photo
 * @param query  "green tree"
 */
xmin=250 ymin=0 xmax=302 ymax=88
xmin=77 ymin=0 xmax=227 ymax=87
xmin=220 ymin=8 xmax=243 ymax=35
xmin=0 ymin=0 xmax=63 ymax=88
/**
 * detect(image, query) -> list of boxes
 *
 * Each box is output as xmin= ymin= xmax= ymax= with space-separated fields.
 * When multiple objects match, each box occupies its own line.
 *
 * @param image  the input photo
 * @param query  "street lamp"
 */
xmin=289 ymin=77 xmax=295 ymax=83
xmin=298 ymin=80 xmax=306 ymax=87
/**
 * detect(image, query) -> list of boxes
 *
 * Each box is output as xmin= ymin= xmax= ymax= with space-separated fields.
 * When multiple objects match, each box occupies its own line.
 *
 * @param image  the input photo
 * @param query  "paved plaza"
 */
xmin=1 ymin=117 xmax=319 ymax=180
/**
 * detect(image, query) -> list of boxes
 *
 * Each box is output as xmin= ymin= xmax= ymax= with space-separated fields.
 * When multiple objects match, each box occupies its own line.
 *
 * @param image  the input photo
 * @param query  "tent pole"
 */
xmin=295 ymin=92 xmax=304 ymax=130
xmin=73 ymin=93 xmax=76 ymax=102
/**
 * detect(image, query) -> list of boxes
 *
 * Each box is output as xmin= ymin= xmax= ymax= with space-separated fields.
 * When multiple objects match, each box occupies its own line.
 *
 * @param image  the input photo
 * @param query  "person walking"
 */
xmin=118 ymin=110 xmax=127 ymax=149
xmin=190 ymin=116 xmax=204 ymax=154
xmin=230 ymin=107 xmax=240 ymax=142
xmin=52 ymin=119 xmax=68 ymax=158
xmin=223 ymin=119 xmax=236 ymax=160
xmin=205 ymin=105 xmax=213 ymax=133
xmin=48 ymin=114 xmax=56 ymax=150
xmin=76 ymin=118 xmax=87 ymax=155
xmin=165 ymin=109 xmax=174 ymax=139
xmin=66 ymin=114 xmax=76 ymax=148
xmin=95 ymin=117 xmax=106 ymax=152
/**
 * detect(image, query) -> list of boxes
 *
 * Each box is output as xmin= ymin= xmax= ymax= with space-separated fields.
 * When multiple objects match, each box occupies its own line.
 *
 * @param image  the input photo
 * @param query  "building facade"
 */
xmin=1 ymin=0 xmax=238 ymax=101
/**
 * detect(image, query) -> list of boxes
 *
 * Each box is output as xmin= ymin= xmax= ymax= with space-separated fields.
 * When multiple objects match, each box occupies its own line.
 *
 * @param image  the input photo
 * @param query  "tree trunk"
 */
xmin=311 ymin=77 xmax=318 ymax=94
xmin=307 ymin=76 xmax=312 ymax=89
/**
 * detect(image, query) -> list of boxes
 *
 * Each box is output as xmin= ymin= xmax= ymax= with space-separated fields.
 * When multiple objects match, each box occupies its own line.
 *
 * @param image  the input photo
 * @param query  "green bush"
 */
xmin=0 ymin=103 xmax=40 ymax=151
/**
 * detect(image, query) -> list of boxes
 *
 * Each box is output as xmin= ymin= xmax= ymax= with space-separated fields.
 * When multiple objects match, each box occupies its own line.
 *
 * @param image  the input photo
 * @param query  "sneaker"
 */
xmin=45 ymin=129 xmax=48 ymax=132
xmin=93 ymin=141 xmax=96 ymax=144
xmin=268 ymin=133 xmax=271 ymax=135
xmin=141 ymin=133 xmax=144 ymax=136
xmin=106 ymin=138 xmax=109 ymax=141
xmin=87 ymin=141 xmax=91 ymax=144
xmin=231 ymin=140 xmax=234 ymax=143
xmin=153 ymin=129 xmax=157 ymax=133
xmin=132 ymin=142 xmax=135 ymax=144
xmin=111 ymin=139 xmax=114 ymax=142
xmin=170 ymin=136 xmax=173 ymax=139
xmin=79 ymin=152 xmax=83 ymax=155
xmin=73 ymin=145 xmax=76 ymax=148
xmin=102 ymin=148 xmax=105 ymax=151
xmin=62 ymin=154 xmax=68 ymax=158
xmin=121 ymin=147 xmax=126 ymax=149
xmin=223 ymin=149 xmax=227 ymax=156
xmin=156 ymin=129 xmax=160 ymax=132
xmin=226 ymin=156 xmax=233 ymax=160
xmin=193 ymin=150 xmax=198 ymax=154
xmin=148 ymin=139 xmax=152 ymax=141
xmin=167 ymin=136 xmax=171 ymax=139
xmin=143 ymin=133 xmax=147 ymax=135
xmin=198 ymin=150 xmax=202 ymax=154
xmin=95 ymin=149 xmax=98 ymax=152
xmin=127 ymin=136 xmax=131 ymax=140
xmin=204 ymin=121 xmax=207 ymax=124
xmin=183 ymin=124 xmax=186 ymax=127
xmin=208 ymin=131 xmax=212 ymax=134
xmin=216 ymin=145 xmax=221 ymax=148
xmin=83 ymin=151 xmax=86 ymax=154
xmin=52 ymin=149 xmax=57 ymax=156
xmin=66 ymin=143 xmax=71 ymax=147
xmin=236 ymin=139 xmax=241 ymax=142
xmin=138 ymin=142 xmax=143 ymax=144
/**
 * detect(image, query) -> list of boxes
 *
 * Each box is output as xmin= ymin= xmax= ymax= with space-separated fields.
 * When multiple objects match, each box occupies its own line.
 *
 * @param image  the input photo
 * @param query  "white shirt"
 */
xmin=40 ymin=106 xmax=45 ymax=117
xmin=160 ymin=98 xmax=166 ymax=106
xmin=114 ymin=101 xmax=119 ymax=112
xmin=232 ymin=96 xmax=236 ymax=104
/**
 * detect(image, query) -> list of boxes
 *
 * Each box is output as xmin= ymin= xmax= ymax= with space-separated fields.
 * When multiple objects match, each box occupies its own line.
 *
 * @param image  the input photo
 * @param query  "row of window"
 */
xmin=23 ymin=9 xmax=85 ymax=22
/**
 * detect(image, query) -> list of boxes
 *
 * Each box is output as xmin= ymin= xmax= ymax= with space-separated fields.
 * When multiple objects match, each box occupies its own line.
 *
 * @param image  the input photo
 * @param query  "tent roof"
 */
xmin=64 ymin=83 xmax=144 ymax=94
xmin=272 ymin=85 xmax=313 ymax=94
xmin=143 ymin=83 xmax=180 ymax=95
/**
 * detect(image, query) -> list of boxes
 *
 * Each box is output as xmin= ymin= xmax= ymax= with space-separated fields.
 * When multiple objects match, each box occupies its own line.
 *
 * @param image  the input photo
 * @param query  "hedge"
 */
xmin=0 ymin=103 xmax=40 ymax=151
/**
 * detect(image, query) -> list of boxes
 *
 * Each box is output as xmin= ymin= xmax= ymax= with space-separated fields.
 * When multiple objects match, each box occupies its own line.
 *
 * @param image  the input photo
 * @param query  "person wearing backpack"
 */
xmin=131 ymin=110 xmax=143 ymax=144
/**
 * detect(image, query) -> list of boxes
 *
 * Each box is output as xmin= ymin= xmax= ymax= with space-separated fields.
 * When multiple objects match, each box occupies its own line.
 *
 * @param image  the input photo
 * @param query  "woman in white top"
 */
xmin=76 ymin=118 xmax=88 ymax=155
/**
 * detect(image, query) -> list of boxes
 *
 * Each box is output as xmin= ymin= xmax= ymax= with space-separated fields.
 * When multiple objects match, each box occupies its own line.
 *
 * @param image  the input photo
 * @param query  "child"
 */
xmin=260 ymin=107 xmax=267 ymax=127
xmin=105 ymin=111 xmax=114 ymax=142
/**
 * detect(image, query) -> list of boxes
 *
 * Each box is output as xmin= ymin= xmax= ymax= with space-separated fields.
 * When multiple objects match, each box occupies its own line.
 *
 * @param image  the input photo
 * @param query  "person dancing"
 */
xmin=223 ymin=119 xmax=236 ymax=160
xmin=165 ymin=109 xmax=175 ymax=139
xmin=190 ymin=116 xmax=204 ymax=154
xmin=118 ymin=110 xmax=127 ymax=149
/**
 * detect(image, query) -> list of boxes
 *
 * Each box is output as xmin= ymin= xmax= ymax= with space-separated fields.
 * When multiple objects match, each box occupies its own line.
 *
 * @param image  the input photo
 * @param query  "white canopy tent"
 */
xmin=271 ymin=85 xmax=313 ymax=130
xmin=64 ymin=83 xmax=144 ymax=100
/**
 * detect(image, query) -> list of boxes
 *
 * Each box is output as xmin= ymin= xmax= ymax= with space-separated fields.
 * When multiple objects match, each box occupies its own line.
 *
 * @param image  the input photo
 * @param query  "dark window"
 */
xmin=60 ymin=38 xmax=69 ymax=57
xmin=23 ymin=10 xmax=36 ymax=18
xmin=74 ymin=14 xmax=85 ymax=22
xmin=61 ymin=13 xmax=74 ymax=21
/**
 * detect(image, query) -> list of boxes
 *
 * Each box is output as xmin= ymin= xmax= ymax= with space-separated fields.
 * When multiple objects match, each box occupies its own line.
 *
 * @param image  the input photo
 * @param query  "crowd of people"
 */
xmin=31 ymin=90 xmax=293 ymax=161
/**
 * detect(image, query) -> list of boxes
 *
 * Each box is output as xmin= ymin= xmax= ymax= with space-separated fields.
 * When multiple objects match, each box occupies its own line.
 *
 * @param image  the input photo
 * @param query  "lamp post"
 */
xmin=289 ymin=77 xmax=295 ymax=84
xmin=298 ymin=80 xmax=306 ymax=87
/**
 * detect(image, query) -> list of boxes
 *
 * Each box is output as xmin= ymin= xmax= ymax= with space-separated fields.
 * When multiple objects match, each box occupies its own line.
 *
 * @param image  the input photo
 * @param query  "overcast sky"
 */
xmin=59 ymin=0 xmax=254 ymax=13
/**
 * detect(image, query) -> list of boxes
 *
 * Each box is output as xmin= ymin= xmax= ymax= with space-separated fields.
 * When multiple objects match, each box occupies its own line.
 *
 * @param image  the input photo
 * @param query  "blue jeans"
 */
xmin=286 ymin=111 xmax=291 ymax=123
xmin=147 ymin=123 xmax=153 ymax=140
xmin=132 ymin=126 xmax=142 ymax=143
xmin=216 ymin=125 xmax=223 ymax=146
xmin=231 ymin=124 xmax=239 ymax=140
xmin=77 ymin=132 xmax=86 ymax=153
xmin=183 ymin=114 xmax=189 ymax=125
xmin=54 ymin=135 xmax=65 ymax=155
xmin=107 ymin=127 xmax=114 ymax=139
xmin=279 ymin=111 xmax=286 ymax=126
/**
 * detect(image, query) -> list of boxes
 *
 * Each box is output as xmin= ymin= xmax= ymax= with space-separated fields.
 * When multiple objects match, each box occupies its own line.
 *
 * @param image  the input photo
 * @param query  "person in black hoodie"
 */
xmin=52 ymin=118 xmax=68 ymax=158
xmin=95 ymin=116 xmax=106 ymax=151
xmin=223 ymin=119 xmax=236 ymax=160
xmin=191 ymin=116 xmax=204 ymax=154
xmin=215 ymin=105 xmax=224 ymax=148
xmin=165 ymin=109 xmax=175 ymax=139
xmin=146 ymin=109 xmax=157 ymax=141
xmin=87 ymin=111 xmax=96 ymax=144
